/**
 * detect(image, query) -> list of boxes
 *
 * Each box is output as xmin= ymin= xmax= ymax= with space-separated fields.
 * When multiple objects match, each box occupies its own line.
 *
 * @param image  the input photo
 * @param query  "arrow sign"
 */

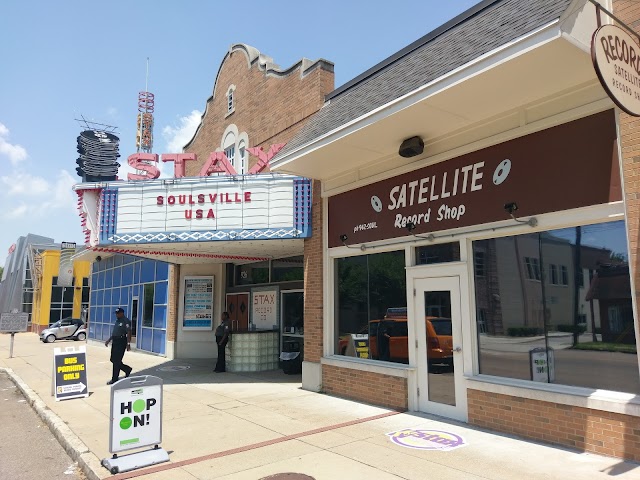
xmin=57 ymin=383 xmax=86 ymax=394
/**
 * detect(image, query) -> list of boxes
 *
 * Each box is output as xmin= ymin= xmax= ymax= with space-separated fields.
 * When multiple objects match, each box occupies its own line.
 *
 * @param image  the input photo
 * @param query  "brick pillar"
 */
xmin=304 ymin=180 xmax=323 ymax=362
xmin=613 ymin=0 xmax=640 ymax=347
xmin=167 ymin=264 xmax=179 ymax=342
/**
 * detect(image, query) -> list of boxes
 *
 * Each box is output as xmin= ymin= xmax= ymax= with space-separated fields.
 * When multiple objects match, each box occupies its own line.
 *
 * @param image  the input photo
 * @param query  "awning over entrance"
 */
xmin=72 ymin=174 xmax=310 ymax=265
xmin=271 ymin=0 xmax=610 ymax=192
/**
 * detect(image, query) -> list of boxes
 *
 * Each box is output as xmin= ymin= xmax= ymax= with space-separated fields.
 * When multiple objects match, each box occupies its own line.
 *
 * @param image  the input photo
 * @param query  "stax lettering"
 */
xmin=253 ymin=294 xmax=275 ymax=305
xmin=126 ymin=144 xmax=285 ymax=181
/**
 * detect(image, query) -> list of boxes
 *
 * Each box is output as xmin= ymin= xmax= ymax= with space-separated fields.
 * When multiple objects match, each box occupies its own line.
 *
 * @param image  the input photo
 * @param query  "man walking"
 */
xmin=105 ymin=308 xmax=132 ymax=385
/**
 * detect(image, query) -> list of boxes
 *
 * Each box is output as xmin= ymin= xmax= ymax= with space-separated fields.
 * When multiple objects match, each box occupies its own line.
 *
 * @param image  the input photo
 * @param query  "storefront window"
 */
xmin=272 ymin=256 xmax=304 ymax=282
xmin=335 ymin=250 xmax=407 ymax=363
xmin=143 ymin=283 xmax=154 ymax=328
xmin=416 ymin=242 xmax=460 ymax=265
xmin=235 ymin=261 xmax=269 ymax=285
xmin=473 ymin=220 xmax=639 ymax=394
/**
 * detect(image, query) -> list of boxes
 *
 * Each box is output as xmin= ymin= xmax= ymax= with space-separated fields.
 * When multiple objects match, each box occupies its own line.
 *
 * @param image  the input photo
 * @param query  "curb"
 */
xmin=0 ymin=367 xmax=107 ymax=480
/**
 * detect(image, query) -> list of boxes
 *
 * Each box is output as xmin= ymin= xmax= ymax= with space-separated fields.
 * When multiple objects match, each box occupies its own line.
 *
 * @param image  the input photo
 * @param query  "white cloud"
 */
xmin=162 ymin=110 xmax=202 ymax=153
xmin=0 ymin=122 xmax=28 ymax=165
xmin=4 ymin=204 xmax=28 ymax=219
xmin=1 ymin=171 xmax=50 ymax=195
xmin=0 ymin=169 xmax=76 ymax=219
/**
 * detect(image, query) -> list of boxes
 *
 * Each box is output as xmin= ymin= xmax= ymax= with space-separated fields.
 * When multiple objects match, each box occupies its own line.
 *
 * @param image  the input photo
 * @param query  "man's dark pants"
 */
xmin=215 ymin=336 xmax=228 ymax=372
xmin=110 ymin=337 xmax=131 ymax=382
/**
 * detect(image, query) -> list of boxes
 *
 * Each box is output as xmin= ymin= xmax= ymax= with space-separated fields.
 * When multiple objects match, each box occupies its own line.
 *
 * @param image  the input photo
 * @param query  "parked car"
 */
xmin=369 ymin=308 xmax=453 ymax=369
xmin=40 ymin=318 xmax=86 ymax=343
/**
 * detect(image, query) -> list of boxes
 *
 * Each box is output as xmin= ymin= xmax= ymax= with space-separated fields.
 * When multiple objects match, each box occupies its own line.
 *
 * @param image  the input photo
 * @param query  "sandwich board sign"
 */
xmin=52 ymin=346 xmax=88 ymax=401
xmin=102 ymin=375 xmax=169 ymax=474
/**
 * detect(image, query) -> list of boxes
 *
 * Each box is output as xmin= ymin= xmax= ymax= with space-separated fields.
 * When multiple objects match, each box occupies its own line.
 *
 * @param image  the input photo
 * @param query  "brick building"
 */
xmin=75 ymin=44 xmax=334 ymax=361
xmin=273 ymin=0 xmax=640 ymax=462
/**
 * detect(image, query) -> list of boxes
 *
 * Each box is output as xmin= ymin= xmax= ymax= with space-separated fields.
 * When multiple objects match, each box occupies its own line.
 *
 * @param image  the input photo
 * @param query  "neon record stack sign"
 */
xmin=76 ymin=130 xmax=121 ymax=182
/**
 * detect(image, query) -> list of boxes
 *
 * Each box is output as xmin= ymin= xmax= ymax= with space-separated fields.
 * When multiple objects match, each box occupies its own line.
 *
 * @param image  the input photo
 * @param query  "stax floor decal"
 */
xmin=386 ymin=428 xmax=467 ymax=451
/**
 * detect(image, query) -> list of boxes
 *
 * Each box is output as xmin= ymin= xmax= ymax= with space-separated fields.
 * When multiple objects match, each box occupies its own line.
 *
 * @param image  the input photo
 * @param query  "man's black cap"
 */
xmin=115 ymin=308 xmax=125 ymax=314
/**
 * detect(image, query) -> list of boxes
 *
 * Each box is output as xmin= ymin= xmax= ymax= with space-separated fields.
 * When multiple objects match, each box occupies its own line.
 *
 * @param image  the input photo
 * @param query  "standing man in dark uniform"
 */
xmin=214 ymin=312 xmax=231 ymax=373
xmin=105 ymin=308 xmax=132 ymax=385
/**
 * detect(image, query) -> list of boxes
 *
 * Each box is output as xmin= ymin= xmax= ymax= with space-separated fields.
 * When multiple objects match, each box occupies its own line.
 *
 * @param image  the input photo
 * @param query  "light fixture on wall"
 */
xmin=504 ymin=202 xmax=538 ymax=227
xmin=339 ymin=234 xmax=367 ymax=251
xmin=399 ymin=136 xmax=424 ymax=158
xmin=405 ymin=222 xmax=434 ymax=241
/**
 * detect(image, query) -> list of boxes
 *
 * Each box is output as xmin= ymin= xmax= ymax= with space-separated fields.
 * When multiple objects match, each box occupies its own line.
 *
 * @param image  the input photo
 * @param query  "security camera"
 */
xmin=95 ymin=255 xmax=102 ymax=262
xmin=339 ymin=234 xmax=348 ymax=242
xmin=504 ymin=202 xmax=518 ymax=215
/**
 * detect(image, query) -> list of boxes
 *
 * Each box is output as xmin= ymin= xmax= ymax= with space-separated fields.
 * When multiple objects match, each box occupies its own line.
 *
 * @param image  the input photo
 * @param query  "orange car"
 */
xmin=369 ymin=308 xmax=453 ymax=368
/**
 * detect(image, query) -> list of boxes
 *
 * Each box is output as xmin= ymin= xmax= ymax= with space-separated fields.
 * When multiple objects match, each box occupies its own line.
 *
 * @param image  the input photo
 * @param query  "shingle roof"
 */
xmin=276 ymin=0 xmax=573 ymax=159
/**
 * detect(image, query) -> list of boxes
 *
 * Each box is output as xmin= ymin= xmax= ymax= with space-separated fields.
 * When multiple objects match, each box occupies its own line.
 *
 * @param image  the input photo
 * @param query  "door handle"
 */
xmin=454 ymin=346 xmax=462 ymax=353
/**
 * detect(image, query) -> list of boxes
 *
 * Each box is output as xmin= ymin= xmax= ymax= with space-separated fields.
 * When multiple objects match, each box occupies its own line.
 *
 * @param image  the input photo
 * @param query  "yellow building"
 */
xmin=30 ymin=249 xmax=90 ymax=334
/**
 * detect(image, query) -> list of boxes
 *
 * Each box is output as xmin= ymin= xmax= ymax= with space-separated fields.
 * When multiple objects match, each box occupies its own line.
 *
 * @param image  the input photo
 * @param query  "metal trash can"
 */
xmin=280 ymin=338 xmax=302 ymax=374
xmin=280 ymin=351 xmax=302 ymax=374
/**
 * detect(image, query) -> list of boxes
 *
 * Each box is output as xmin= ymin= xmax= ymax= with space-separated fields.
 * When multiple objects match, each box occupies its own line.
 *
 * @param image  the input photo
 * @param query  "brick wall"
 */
xmin=304 ymin=180 xmax=323 ymax=363
xmin=184 ymin=46 xmax=334 ymax=175
xmin=323 ymin=364 xmax=408 ymax=410
xmin=167 ymin=264 xmax=179 ymax=342
xmin=468 ymin=390 xmax=640 ymax=461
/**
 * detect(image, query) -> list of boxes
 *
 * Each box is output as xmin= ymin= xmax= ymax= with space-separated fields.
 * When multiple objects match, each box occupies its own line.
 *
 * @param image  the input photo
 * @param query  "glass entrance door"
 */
xmin=414 ymin=276 xmax=465 ymax=420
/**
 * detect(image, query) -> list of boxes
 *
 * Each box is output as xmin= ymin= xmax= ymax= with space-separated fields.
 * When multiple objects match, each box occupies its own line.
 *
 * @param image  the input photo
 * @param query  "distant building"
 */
xmin=0 ymin=235 xmax=90 ymax=333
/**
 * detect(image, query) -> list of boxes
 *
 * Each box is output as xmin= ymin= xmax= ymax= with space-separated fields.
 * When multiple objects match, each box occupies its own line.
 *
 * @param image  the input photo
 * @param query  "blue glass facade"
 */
xmin=89 ymin=255 xmax=169 ymax=355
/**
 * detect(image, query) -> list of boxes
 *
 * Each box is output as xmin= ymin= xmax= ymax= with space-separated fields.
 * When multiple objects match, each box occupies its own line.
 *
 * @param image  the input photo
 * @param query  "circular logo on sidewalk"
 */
xmin=387 ymin=429 xmax=467 ymax=451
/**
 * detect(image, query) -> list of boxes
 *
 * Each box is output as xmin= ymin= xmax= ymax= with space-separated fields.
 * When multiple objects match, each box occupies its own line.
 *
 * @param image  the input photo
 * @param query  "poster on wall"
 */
xmin=183 ymin=276 xmax=214 ymax=330
xmin=251 ymin=288 xmax=278 ymax=331
xmin=58 ymin=242 xmax=76 ymax=287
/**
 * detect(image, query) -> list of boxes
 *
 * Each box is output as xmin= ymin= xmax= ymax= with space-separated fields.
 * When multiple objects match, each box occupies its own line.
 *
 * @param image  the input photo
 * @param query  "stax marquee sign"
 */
xmin=592 ymin=23 xmax=640 ymax=116
xmin=156 ymin=191 xmax=253 ymax=220
xmin=127 ymin=143 xmax=286 ymax=181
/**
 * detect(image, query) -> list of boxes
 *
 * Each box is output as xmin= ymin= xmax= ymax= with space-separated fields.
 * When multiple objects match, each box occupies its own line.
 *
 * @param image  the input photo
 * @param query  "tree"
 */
xmin=0 ymin=266 xmax=3 ymax=279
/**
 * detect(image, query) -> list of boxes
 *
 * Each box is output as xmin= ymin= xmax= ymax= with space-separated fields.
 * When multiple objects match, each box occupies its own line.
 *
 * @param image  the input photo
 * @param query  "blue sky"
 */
xmin=0 ymin=0 xmax=502 ymax=266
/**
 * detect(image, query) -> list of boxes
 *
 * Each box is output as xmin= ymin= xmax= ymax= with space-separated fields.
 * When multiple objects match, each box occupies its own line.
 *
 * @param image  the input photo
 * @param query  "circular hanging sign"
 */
xmin=592 ymin=24 xmax=640 ymax=117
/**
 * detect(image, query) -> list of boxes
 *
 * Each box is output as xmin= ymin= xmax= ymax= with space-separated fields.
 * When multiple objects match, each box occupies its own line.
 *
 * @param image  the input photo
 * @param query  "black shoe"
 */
xmin=124 ymin=367 xmax=132 ymax=378
xmin=107 ymin=379 xmax=117 ymax=385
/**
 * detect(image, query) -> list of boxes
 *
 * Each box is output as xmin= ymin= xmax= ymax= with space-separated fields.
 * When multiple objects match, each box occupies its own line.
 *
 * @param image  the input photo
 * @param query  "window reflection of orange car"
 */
xmin=369 ymin=308 xmax=453 ymax=368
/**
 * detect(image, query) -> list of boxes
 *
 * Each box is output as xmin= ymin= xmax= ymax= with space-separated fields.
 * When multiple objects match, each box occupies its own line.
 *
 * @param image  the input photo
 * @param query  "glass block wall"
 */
xmin=89 ymin=255 xmax=169 ymax=355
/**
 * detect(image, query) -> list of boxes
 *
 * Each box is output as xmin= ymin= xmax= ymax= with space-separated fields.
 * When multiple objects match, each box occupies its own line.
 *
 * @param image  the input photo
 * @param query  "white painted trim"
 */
xmin=302 ymin=361 xmax=322 ymax=391
xmin=614 ymin=108 xmax=640 ymax=376
xmin=323 ymin=194 xmax=332 ymax=359
xmin=321 ymin=355 xmax=413 ymax=378
xmin=321 ymin=98 xmax=613 ymax=197
xmin=467 ymin=375 xmax=640 ymax=417
xmin=274 ymin=20 xmax=563 ymax=172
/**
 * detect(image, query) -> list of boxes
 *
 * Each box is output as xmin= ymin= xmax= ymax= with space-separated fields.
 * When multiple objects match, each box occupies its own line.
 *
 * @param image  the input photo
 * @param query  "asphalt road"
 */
xmin=479 ymin=348 xmax=640 ymax=393
xmin=0 ymin=372 xmax=85 ymax=480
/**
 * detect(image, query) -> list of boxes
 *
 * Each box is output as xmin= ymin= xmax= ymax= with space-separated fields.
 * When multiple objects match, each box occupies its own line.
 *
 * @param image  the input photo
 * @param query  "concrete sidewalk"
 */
xmin=1 ymin=333 xmax=638 ymax=480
